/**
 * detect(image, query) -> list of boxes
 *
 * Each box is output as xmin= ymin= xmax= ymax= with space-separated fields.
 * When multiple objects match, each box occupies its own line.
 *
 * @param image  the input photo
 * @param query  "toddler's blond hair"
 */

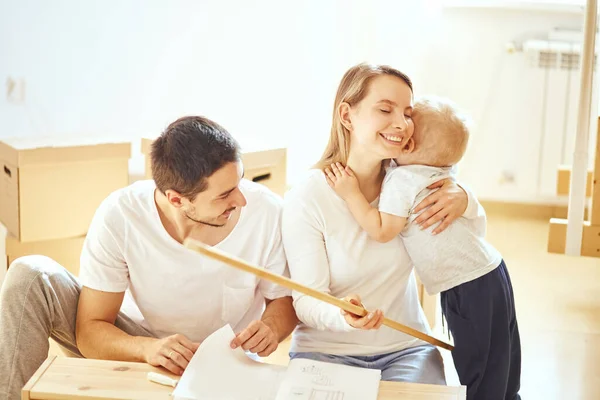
xmin=404 ymin=96 xmax=471 ymax=167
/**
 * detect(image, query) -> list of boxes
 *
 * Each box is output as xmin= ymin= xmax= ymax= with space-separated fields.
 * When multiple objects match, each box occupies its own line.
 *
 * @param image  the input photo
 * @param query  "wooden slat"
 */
xmin=22 ymin=356 xmax=57 ymax=400
xmin=183 ymin=238 xmax=454 ymax=351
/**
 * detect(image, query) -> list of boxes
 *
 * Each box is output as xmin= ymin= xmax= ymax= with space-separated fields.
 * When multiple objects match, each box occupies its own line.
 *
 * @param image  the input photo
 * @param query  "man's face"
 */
xmin=179 ymin=161 xmax=247 ymax=227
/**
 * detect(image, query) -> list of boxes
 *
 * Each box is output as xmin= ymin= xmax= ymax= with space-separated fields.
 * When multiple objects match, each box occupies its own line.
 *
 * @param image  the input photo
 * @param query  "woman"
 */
xmin=281 ymin=63 xmax=481 ymax=384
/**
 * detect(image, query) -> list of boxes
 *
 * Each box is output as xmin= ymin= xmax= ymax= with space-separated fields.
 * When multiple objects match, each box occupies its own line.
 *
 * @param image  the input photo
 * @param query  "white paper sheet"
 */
xmin=172 ymin=324 xmax=286 ymax=400
xmin=275 ymin=358 xmax=381 ymax=400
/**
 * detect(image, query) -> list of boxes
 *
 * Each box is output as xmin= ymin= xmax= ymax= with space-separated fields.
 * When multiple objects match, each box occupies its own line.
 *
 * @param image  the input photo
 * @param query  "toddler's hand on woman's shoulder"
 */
xmin=324 ymin=163 xmax=360 ymax=201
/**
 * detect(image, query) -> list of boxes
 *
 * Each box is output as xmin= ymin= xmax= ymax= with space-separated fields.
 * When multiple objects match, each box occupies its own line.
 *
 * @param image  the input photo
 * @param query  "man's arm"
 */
xmin=262 ymin=296 xmax=298 ymax=342
xmin=229 ymin=296 xmax=298 ymax=357
xmin=76 ymin=287 xmax=199 ymax=376
xmin=75 ymin=288 xmax=146 ymax=362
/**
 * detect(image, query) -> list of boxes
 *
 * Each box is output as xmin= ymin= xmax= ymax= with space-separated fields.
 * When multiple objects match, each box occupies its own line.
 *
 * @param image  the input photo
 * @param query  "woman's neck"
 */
xmin=346 ymin=152 xmax=386 ymax=203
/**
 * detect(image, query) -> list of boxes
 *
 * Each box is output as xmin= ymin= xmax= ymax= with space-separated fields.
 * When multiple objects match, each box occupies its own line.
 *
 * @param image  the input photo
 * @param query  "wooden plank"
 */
xmin=27 ymin=357 xmax=466 ymax=400
xmin=29 ymin=358 xmax=174 ymax=400
xmin=556 ymin=166 xmax=593 ymax=197
xmin=548 ymin=218 xmax=600 ymax=257
xmin=378 ymin=381 xmax=467 ymax=399
xmin=592 ymin=117 xmax=600 ymax=225
xmin=184 ymin=237 xmax=454 ymax=351
xmin=22 ymin=356 xmax=57 ymax=400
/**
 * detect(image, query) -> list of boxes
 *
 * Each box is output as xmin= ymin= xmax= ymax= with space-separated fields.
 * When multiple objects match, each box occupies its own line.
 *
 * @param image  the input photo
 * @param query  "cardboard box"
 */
xmin=240 ymin=148 xmax=287 ymax=197
xmin=556 ymin=166 xmax=593 ymax=197
xmin=0 ymin=137 xmax=130 ymax=242
xmin=141 ymin=138 xmax=287 ymax=196
xmin=547 ymin=217 xmax=600 ymax=257
xmin=141 ymin=137 xmax=153 ymax=180
xmin=4 ymin=234 xmax=85 ymax=277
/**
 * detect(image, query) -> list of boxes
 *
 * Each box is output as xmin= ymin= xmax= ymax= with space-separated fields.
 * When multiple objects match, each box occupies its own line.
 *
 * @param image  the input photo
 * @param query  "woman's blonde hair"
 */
xmin=314 ymin=63 xmax=413 ymax=169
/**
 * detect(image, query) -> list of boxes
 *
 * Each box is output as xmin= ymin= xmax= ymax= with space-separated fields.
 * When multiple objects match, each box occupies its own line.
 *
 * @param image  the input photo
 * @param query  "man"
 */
xmin=0 ymin=116 xmax=298 ymax=399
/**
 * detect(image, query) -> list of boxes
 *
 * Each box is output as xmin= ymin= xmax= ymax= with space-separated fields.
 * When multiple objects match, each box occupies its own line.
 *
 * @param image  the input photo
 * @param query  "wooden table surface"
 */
xmin=22 ymin=356 xmax=466 ymax=400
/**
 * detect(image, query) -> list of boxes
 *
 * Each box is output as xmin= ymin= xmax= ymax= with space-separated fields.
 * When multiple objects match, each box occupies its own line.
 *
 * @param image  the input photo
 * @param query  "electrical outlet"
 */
xmin=6 ymin=77 xmax=25 ymax=103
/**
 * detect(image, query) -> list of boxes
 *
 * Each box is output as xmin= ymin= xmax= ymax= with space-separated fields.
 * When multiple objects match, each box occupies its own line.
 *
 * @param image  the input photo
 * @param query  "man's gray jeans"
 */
xmin=0 ymin=255 xmax=152 ymax=400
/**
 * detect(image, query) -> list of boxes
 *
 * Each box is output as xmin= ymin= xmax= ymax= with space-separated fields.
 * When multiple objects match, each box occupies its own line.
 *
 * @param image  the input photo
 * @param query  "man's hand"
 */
xmin=143 ymin=334 xmax=200 ymax=375
xmin=324 ymin=162 xmax=360 ymax=201
xmin=230 ymin=320 xmax=279 ymax=357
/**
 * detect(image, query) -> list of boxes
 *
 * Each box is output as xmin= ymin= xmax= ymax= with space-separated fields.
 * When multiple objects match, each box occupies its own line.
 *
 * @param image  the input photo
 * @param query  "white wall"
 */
xmin=0 ymin=0 xmax=597 ymax=203
xmin=416 ymin=5 xmax=597 ymax=203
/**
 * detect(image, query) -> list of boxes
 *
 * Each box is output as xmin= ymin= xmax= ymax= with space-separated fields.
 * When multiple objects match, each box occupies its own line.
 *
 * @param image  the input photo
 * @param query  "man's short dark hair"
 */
xmin=151 ymin=116 xmax=241 ymax=200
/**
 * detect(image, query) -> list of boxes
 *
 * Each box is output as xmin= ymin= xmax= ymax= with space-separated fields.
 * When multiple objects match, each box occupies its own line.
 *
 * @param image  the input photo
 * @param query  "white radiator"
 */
xmin=508 ymin=30 xmax=599 ymax=199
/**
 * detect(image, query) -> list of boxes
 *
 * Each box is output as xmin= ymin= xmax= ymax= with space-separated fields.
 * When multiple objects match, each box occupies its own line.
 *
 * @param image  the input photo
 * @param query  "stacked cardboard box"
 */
xmin=0 ymin=137 xmax=131 ymax=282
xmin=141 ymin=138 xmax=287 ymax=197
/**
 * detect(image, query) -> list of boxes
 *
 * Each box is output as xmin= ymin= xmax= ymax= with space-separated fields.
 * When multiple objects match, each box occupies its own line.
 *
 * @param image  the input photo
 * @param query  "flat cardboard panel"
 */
xmin=6 ymin=235 xmax=85 ymax=276
xmin=19 ymin=143 xmax=130 ymax=166
xmin=142 ymin=137 xmax=153 ymax=179
xmin=144 ymin=155 xmax=152 ymax=180
xmin=581 ymin=224 xmax=600 ymax=257
xmin=141 ymin=137 xmax=153 ymax=156
xmin=2 ymin=136 xmax=128 ymax=149
xmin=556 ymin=166 xmax=592 ymax=197
xmin=548 ymin=218 xmax=600 ymax=258
xmin=240 ymin=148 xmax=287 ymax=196
xmin=18 ymin=159 xmax=129 ymax=242
xmin=0 ymin=138 xmax=131 ymax=242
xmin=0 ymin=138 xmax=130 ymax=166
xmin=0 ymin=160 xmax=20 ymax=239
xmin=0 ymin=140 xmax=18 ymax=166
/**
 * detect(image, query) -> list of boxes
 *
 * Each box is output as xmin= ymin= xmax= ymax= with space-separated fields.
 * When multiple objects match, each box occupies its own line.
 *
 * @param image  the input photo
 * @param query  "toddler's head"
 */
xmin=396 ymin=96 xmax=470 ymax=167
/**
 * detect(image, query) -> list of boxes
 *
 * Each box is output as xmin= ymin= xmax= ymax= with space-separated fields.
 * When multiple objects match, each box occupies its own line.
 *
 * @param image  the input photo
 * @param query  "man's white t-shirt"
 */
xmin=379 ymin=165 xmax=502 ymax=295
xmin=78 ymin=179 xmax=291 ymax=343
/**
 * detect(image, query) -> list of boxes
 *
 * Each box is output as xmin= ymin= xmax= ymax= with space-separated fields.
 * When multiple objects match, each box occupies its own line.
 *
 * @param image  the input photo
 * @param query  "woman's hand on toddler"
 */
xmin=413 ymin=178 xmax=468 ymax=234
xmin=324 ymin=163 xmax=360 ymax=201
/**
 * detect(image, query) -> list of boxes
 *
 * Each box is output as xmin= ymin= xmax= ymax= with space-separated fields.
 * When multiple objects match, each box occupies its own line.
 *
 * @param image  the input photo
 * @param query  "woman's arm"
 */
xmin=457 ymin=182 xmax=481 ymax=219
xmin=282 ymin=194 xmax=383 ymax=332
xmin=412 ymin=178 xmax=480 ymax=234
